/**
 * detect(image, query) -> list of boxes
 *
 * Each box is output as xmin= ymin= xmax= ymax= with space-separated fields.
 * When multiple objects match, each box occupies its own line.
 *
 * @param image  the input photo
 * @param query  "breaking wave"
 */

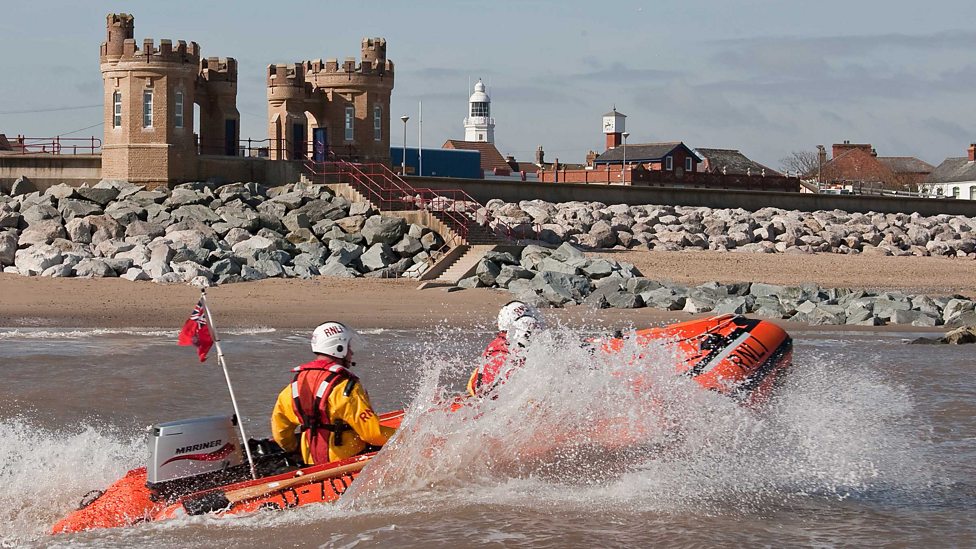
xmin=346 ymin=326 xmax=936 ymax=515
xmin=0 ymin=418 xmax=144 ymax=546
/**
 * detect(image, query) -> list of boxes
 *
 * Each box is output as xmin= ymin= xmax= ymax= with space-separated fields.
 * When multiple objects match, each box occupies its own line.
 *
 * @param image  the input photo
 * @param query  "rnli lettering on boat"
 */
xmin=175 ymin=439 xmax=222 ymax=455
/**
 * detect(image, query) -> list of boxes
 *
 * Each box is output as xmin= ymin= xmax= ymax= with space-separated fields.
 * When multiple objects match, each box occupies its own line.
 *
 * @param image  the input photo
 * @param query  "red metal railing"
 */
xmin=302 ymin=159 xmax=533 ymax=246
xmin=7 ymin=135 xmax=101 ymax=155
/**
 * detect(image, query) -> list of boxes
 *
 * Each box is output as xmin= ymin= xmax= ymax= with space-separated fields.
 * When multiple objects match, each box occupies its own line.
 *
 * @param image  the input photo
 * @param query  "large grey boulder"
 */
xmin=360 ymin=243 xmax=396 ymax=272
xmin=87 ymin=215 xmax=124 ymax=245
xmin=249 ymin=259 xmax=285 ymax=278
xmin=283 ymin=212 xmax=312 ymax=232
xmin=333 ymin=215 xmax=365 ymax=234
xmin=10 ymin=176 xmax=36 ymax=196
xmin=18 ymin=218 xmax=66 ymax=246
xmin=121 ymin=267 xmax=151 ymax=281
xmin=361 ymin=216 xmax=407 ymax=245
xmin=537 ymin=257 xmax=580 ymax=275
xmin=476 ymin=259 xmax=502 ymax=286
xmin=496 ymin=264 xmax=534 ymax=288
xmin=0 ymin=231 xmax=16 ymax=266
xmin=73 ymin=258 xmax=116 ymax=278
xmin=420 ymin=231 xmax=443 ymax=251
xmin=0 ymin=209 xmax=21 ymax=229
xmin=74 ymin=186 xmax=119 ymax=206
xmin=171 ymin=205 xmax=220 ymax=224
xmin=166 ymin=188 xmax=206 ymax=207
xmin=58 ymin=199 xmax=102 ymax=220
xmin=292 ymin=199 xmax=347 ymax=223
xmin=531 ymin=271 xmax=591 ymax=306
xmin=549 ymin=242 xmax=585 ymax=264
xmin=328 ymin=241 xmax=364 ymax=265
xmin=393 ymin=235 xmax=424 ymax=257
xmin=319 ymin=259 xmax=360 ymax=278
xmin=232 ymin=235 xmax=278 ymax=256
xmin=20 ymin=203 xmax=61 ymax=226
xmin=125 ymin=220 xmax=166 ymax=239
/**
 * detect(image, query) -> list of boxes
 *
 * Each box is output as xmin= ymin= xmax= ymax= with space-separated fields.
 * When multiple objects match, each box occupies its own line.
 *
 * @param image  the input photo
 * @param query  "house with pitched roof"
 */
xmin=694 ymin=148 xmax=781 ymax=176
xmin=819 ymin=141 xmax=933 ymax=191
xmin=921 ymin=144 xmax=976 ymax=200
xmin=593 ymin=142 xmax=702 ymax=174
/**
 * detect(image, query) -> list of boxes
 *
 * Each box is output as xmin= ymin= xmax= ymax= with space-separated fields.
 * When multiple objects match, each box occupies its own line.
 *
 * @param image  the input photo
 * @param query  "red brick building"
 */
xmin=820 ymin=141 xmax=933 ymax=191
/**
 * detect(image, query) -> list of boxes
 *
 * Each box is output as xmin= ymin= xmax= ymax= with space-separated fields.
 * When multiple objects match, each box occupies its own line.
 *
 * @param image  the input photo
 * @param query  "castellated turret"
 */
xmin=360 ymin=38 xmax=387 ymax=71
xmin=266 ymin=38 xmax=395 ymax=163
xmin=99 ymin=12 xmax=238 ymax=186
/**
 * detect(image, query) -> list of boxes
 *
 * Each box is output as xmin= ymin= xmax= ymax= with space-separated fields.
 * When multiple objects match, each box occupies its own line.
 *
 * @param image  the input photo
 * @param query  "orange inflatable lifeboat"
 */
xmin=602 ymin=314 xmax=793 ymax=407
xmin=51 ymin=315 xmax=791 ymax=535
xmin=51 ymin=411 xmax=405 ymax=535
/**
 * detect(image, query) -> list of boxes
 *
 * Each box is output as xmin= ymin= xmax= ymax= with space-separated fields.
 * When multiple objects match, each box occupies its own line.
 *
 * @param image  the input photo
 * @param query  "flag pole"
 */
xmin=200 ymin=289 xmax=258 ymax=480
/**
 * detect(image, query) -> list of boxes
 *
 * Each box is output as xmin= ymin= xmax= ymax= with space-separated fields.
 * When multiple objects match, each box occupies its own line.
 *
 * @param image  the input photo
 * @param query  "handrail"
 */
xmin=302 ymin=160 xmax=537 ymax=245
xmin=7 ymin=135 xmax=101 ymax=155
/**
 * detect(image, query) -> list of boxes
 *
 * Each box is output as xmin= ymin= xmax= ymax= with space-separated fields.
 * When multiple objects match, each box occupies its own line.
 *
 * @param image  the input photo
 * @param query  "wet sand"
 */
xmin=0 ymin=250 xmax=971 ymax=332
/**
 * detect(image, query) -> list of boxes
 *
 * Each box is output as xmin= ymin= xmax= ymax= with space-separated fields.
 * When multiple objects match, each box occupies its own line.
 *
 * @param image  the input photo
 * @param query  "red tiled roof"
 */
xmin=442 ymin=140 xmax=510 ymax=173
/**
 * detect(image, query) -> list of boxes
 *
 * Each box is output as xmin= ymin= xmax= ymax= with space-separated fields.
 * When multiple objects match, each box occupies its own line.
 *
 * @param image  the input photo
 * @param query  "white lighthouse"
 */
xmin=464 ymin=79 xmax=495 ymax=143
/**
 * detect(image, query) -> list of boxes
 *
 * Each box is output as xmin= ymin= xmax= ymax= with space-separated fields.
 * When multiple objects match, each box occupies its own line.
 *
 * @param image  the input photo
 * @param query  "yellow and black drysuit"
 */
xmin=271 ymin=358 xmax=394 ymax=464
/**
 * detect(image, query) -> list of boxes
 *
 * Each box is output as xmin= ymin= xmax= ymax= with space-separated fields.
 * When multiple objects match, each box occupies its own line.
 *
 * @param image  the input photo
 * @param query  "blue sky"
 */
xmin=1 ymin=0 xmax=973 ymax=168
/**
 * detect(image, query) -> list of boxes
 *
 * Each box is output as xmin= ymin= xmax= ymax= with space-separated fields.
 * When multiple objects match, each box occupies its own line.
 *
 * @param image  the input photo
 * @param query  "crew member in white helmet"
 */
xmin=467 ymin=301 xmax=544 ymax=396
xmin=271 ymin=322 xmax=395 ymax=465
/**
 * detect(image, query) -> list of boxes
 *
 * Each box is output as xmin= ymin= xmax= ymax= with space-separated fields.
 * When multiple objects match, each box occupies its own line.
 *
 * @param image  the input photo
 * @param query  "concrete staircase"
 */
xmin=429 ymin=244 xmax=497 ymax=284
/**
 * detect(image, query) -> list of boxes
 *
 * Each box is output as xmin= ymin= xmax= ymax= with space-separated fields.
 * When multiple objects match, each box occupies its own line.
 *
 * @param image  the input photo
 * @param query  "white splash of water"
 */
xmin=0 ymin=418 xmax=144 ymax=546
xmin=344 ymin=326 xmax=931 ymax=516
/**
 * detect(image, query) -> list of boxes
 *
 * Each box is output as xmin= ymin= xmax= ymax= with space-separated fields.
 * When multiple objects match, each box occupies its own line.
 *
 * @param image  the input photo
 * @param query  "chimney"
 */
xmin=969 ymin=143 xmax=975 ymax=162
xmin=535 ymin=145 xmax=545 ymax=166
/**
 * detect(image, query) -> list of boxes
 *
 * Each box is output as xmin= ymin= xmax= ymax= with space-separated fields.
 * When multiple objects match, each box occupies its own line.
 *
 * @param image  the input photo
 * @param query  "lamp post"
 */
xmin=400 ymin=115 xmax=410 ymax=175
xmin=621 ymin=132 xmax=630 ymax=184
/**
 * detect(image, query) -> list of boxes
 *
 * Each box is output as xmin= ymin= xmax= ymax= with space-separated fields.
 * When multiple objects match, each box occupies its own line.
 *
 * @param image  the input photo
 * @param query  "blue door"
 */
xmin=313 ymin=127 xmax=328 ymax=162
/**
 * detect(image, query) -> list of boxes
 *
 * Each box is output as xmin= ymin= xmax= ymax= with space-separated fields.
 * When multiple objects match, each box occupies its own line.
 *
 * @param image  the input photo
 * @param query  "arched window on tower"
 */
xmin=373 ymin=105 xmax=382 ymax=141
xmin=174 ymin=91 xmax=184 ymax=129
xmin=470 ymin=102 xmax=489 ymax=117
xmin=344 ymin=106 xmax=355 ymax=141
xmin=112 ymin=91 xmax=122 ymax=128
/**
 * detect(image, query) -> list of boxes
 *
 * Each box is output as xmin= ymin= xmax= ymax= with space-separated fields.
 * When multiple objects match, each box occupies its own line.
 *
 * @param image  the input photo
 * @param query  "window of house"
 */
xmin=685 ymin=157 xmax=692 ymax=171
xmin=344 ymin=106 xmax=354 ymax=141
xmin=143 ymin=90 xmax=153 ymax=128
xmin=470 ymin=102 xmax=489 ymax=117
xmin=478 ymin=133 xmax=484 ymax=141
xmin=666 ymin=156 xmax=673 ymax=171
xmin=952 ymin=186 xmax=960 ymax=198
xmin=175 ymin=91 xmax=184 ymax=128
xmin=373 ymin=105 xmax=382 ymax=141
xmin=113 ymin=91 xmax=122 ymax=128
xmin=970 ymin=186 xmax=976 ymax=200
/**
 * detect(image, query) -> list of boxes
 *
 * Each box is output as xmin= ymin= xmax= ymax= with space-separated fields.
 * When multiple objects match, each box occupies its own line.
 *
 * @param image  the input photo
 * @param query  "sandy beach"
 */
xmin=2 ymin=250 xmax=970 ymax=332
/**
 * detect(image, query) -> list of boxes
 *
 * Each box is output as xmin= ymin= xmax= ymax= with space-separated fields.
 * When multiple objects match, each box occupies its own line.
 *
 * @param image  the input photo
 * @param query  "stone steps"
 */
xmin=434 ymin=244 xmax=497 ymax=284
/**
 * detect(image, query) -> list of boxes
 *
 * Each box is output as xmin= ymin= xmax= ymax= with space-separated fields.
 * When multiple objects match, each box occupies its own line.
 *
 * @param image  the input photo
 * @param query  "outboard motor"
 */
xmin=148 ymin=415 xmax=243 ymax=487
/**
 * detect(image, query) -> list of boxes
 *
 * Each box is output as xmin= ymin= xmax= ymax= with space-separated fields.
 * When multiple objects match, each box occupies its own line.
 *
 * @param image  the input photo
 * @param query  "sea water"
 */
xmin=0 ymin=324 xmax=972 ymax=548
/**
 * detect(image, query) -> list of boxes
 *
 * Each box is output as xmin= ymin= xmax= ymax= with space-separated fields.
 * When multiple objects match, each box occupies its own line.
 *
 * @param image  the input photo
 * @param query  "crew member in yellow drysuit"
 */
xmin=271 ymin=321 xmax=395 ymax=464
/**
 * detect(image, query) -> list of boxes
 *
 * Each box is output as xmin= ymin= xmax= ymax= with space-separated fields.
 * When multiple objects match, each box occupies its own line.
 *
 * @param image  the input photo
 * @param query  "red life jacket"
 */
xmin=471 ymin=333 xmax=510 ymax=394
xmin=290 ymin=358 xmax=358 ymax=464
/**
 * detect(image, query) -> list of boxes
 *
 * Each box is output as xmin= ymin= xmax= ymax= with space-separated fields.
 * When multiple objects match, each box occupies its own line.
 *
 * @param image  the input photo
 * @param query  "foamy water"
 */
xmin=0 ymin=325 xmax=972 ymax=547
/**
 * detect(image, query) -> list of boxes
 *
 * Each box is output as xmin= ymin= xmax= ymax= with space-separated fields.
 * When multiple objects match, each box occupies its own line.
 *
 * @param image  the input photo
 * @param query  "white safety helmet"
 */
xmin=497 ymin=300 xmax=545 ymax=332
xmin=510 ymin=315 xmax=541 ymax=349
xmin=310 ymin=321 xmax=356 ymax=359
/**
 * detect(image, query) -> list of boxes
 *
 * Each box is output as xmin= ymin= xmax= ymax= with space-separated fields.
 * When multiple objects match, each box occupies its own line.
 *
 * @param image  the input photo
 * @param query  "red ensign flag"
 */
xmin=178 ymin=299 xmax=213 ymax=362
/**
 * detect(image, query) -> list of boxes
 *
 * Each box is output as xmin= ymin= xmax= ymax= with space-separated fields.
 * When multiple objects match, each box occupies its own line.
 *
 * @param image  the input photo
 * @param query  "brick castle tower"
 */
xmin=266 ymin=38 xmax=394 ymax=163
xmin=100 ymin=13 xmax=239 ymax=186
